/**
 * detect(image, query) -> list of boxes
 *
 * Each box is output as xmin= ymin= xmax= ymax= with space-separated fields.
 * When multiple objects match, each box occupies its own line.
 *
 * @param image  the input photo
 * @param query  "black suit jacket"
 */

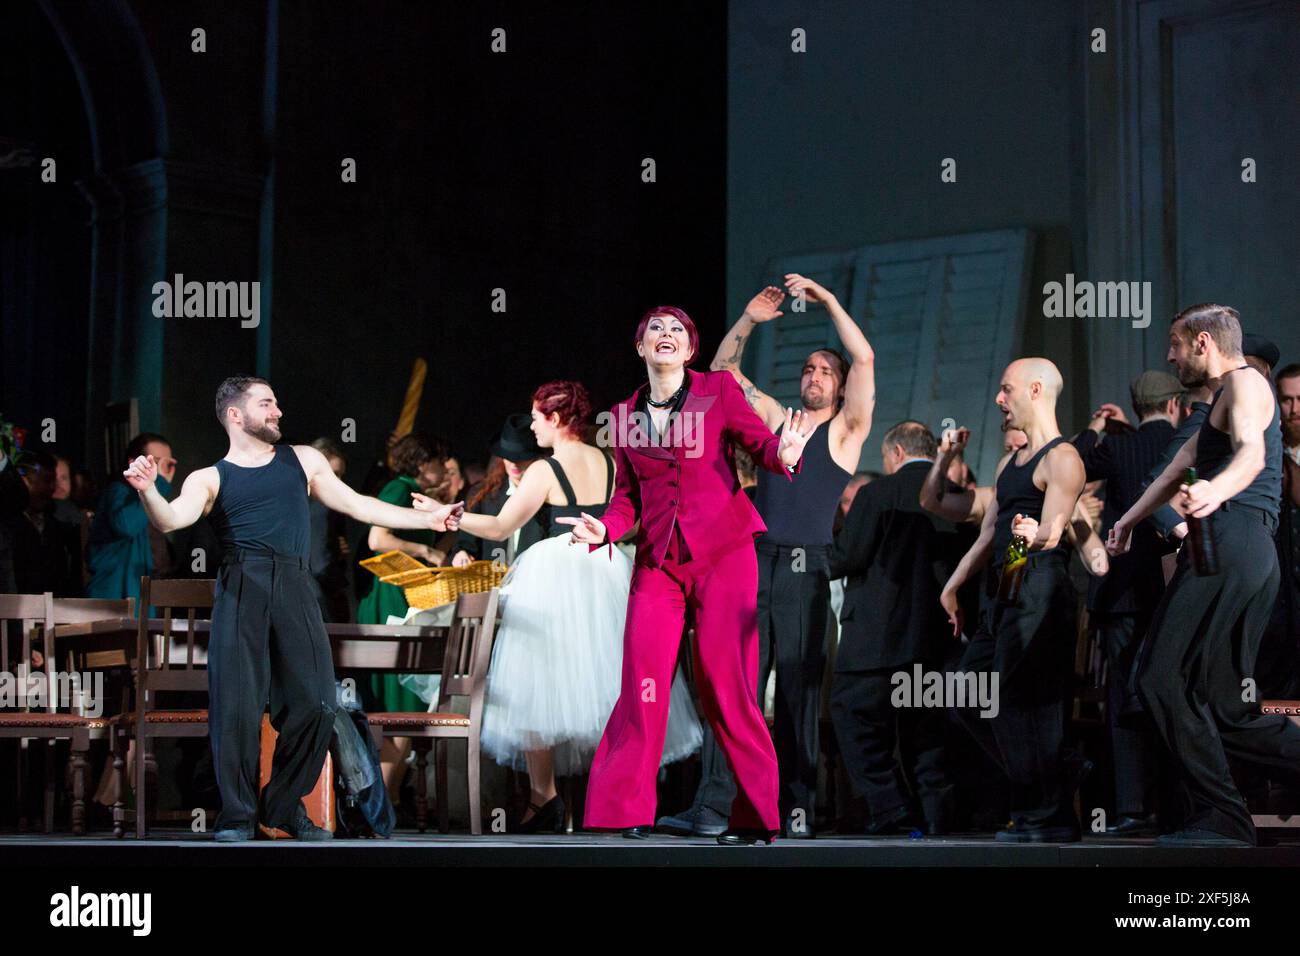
xmin=1073 ymin=419 xmax=1175 ymax=615
xmin=830 ymin=460 xmax=959 ymax=672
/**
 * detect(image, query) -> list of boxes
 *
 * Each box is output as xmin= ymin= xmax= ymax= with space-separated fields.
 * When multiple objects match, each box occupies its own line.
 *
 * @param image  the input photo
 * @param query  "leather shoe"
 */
xmin=654 ymin=805 xmax=727 ymax=837
xmin=1105 ymin=814 xmax=1156 ymax=837
xmin=995 ymin=824 xmax=1081 ymax=844
xmin=278 ymin=805 xmax=333 ymax=841
xmin=622 ymin=826 xmax=652 ymax=840
xmin=717 ymin=828 xmax=778 ymax=846
xmin=1155 ymin=828 xmax=1252 ymax=848
xmin=213 ymin=824 xmax=253 ymax=843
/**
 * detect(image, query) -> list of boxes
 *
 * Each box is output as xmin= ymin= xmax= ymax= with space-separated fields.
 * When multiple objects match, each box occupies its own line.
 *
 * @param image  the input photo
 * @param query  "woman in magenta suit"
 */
xmin=559 ymin=305 xmax=815 ymax=844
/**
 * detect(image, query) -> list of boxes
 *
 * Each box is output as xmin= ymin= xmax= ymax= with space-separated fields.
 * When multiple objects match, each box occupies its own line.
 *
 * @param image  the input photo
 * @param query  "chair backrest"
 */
xmin=137 ymin=577 xmax=215 ymax=700
xmin=437 ymin=589 xmax=499 ymax=720
xmin=0 ymin=593 xmax=56 ymax=713
xmin=51 ymin=596 xmax=135 ymax=625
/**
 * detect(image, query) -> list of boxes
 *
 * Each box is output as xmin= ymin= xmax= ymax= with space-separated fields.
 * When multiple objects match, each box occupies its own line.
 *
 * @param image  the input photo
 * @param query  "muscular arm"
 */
xmin=1119 ymin=432 xmax=1199 ymax=529
xmin=456 ymin=460 xmax=552 ymax=540
xmin=944 ymin=482 xmax=999 ymax=595
xmin=1029 ymin=445 xmax=1086 ymax=551
xmin=824 ymin=295 xmax=875 ymax=438
xmin=920 ymin=451 xmax=977 ymax=523
xmin=1204 ymin=373 xmax=1272 ymax=504
xmin=296 ymin=446 xmax=450 ymax=531
xmin=710 ymin=313 xmax=784 ymax=431
xmin=138 ymin=468 xmax=218 ymax=533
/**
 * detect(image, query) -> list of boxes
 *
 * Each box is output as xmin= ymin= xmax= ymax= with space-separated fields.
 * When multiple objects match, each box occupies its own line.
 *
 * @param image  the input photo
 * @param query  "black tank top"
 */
xmin=993 ymin=436 xmax=1070 ymax=555
xmin=209 ymin=444 xmax=311 ymax=559
xmin=544 ymin=454 xmax=613 ymax=536
xmin=754 ymin=418 xmax=853 ymax=546
xmin=1196 ymin=370 xmax=1282 ymax=520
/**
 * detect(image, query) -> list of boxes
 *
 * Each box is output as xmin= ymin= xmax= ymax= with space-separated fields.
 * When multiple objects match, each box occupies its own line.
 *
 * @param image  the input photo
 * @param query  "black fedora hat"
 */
xmin=489 ymin=413 xmax=544 ymax=461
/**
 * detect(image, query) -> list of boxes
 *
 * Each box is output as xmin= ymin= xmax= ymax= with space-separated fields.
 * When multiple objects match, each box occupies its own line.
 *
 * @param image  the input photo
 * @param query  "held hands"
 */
xmin=777 ymin=407 xmax=817 ymax=467
xmin=123 ymin=455 xmax=159 ymax=492
xmin=1010 ymin=512 xmax=1038 ymax=542
xmin=1106 ymin=520 xmax=1133 ymax=556
xmin=1088 ymin=403 xmax=1128 ymax=433
xmin=555 ymin=512 xmax=607 ymax=546
xmin=410 ymin=493 xmax=465 ymax=532
xmin=743 ymin=286 xmax=785 ymax=323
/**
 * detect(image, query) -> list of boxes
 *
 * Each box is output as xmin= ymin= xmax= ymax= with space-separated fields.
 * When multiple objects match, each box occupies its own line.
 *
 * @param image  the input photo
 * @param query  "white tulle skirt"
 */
xmin=480 ymin=532 xmax=703 ymax=776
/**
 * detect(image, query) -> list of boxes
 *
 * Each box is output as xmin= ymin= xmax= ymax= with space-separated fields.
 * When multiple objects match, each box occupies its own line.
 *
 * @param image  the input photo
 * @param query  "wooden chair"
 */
xmin=368 ymin=589 xmax=499 ymax=834
xmin=0 ymin=593 xmax=119 ymax=834
xmin=110 ymin=577 xmax=214 ymax=838
xmin=50 ymin=596 xmax=135 ymax=832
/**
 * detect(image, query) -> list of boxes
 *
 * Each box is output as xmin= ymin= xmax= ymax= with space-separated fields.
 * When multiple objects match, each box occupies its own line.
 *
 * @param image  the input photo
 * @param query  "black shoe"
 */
xmin=512 ymin=795 xmax=565 ymax=834
xmin=1106 ymin=814 xmax=1156 ymax=837
xmin=213 ymin=824 xmax=253 ymax=843
xmin=994 ymin=824 xmax=1081 ymax=844
xmin=622 ymin=826 xmax=652 ymax=840
xmin=278 ymin=804 xmax=334 ymax=841
xmin=654 ymin=805 xmax=728 ymax=837
xmin=717 ymin=828 xmax=779 ymax=846
xmin=1155 ymin=828 xmax=1253 ymax=848
xmin=866 ymin=807 xmax=921 ymax=836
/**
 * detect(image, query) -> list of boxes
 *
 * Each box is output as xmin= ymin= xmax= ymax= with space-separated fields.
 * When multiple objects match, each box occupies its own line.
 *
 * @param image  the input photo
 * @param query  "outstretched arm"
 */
xmin=785 ymin=273 xmax=875 ymax=437
xmin=939 ymin=481 xmax=1000 ymax=637
xmin=296 ymin=445 xmax=462 ymax=531
xmin=456 ymin=460 xmax=552 ymax=540
xmin=560 ymin=438 xmax=638 ymax=548
xmin=126 ymin=456 xmax=216 ymax=532
xmin=710 ymin=286 xmax=786 ymax=431
xmin=1108 ymin=433 xmax=1199 ymax=554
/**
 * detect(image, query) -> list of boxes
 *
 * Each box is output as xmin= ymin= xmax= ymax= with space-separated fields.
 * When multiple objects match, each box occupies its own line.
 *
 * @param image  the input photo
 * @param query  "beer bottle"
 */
xmin=997 ymin=533 xmax=1030 ymax=604
xmin=1183 ymin=466 xmax=1220 ymax=576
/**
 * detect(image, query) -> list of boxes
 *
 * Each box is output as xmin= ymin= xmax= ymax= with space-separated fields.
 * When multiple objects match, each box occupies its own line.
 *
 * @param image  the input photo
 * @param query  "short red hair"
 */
xmin=532 ymin=380 xmax=593 ymax=438
xmin=634 ymin=306 xmax=699 ymax=365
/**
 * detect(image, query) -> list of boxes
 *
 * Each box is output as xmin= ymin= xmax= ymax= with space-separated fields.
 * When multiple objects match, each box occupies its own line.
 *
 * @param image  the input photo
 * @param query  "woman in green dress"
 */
xmin=355 ymin=433 xmax=452 ymax=797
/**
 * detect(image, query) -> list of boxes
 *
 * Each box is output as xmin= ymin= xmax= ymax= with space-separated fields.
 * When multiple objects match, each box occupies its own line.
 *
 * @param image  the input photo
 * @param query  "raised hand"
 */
xmin=939 ymin=426 xmax=970 ymax=456
xmin=123 ymin=455 xmax=158 ymax=492
xmin=783 ymin=273 xmax=834 ymax=306
xmin=555 ymin=512 xmax=607 ymax=546
xmin=743 ymin=285 xmax=785 ymax=323
xmin=1088 ymin=402 xmax=1128 ymax=433
xmin=777 ymin=407 xmax=818 ymax=467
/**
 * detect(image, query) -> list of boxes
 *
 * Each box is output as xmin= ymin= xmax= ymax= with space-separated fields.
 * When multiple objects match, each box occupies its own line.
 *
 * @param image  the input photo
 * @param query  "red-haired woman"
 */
xmin=560 ymin=306 xmax=816 ymax=844
xmin=441 ymin=380 xmax=702 ymax=832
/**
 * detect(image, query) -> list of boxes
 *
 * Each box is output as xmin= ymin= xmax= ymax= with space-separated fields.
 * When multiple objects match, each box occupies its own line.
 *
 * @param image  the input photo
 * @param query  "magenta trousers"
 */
xmin=584 ymin=531 xmax=779 ymax=830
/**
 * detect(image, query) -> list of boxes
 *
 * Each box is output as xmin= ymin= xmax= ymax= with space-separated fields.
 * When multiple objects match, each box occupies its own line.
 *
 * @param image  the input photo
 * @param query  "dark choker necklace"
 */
xmin=646 ymin=382 xmax=686 ymax=408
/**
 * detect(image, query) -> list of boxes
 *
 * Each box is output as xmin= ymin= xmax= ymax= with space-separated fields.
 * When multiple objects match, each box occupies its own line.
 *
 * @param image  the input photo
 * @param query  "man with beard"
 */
xmin=1109 ymin=305 xmax=1300 ymax=846
xmin=656 ymin=274 xmax=875 ymax=838
xmin=939 ymin=358 xmax=1087 ymax=842
xmin=124 ymin=376 xmax=464 ymax=841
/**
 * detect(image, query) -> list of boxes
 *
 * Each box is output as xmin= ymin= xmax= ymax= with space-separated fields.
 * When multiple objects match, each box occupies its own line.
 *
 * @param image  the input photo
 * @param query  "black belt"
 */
xmin=221 ymin=548 xmax=308 ymax=569
xmin=1218 ymin=499 xmax=1279 ymax=534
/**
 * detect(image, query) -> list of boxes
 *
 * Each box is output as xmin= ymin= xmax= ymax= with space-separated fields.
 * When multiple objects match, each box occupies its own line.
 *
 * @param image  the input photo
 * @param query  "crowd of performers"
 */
xmin=99 ymin=279 xmax=1300 ymax=845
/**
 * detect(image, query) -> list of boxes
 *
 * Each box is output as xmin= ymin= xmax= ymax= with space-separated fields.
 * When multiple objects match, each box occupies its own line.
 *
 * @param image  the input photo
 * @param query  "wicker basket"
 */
xmin=359 ymin=551 xmax=506 ymax=610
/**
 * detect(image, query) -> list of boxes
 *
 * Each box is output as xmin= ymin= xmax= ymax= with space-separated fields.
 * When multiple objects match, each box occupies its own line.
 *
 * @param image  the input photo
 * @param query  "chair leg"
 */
xmin=44 ymin=740 xmax=57 ymax=834
xmin=135 ymin=734 xmax=147 ymax=840
xmin=112 ymin=732 xmax=126 ymax=839
xmin=435 ymin=739 xmax=450 ymax=834
xmin=17 ymin=739 xmax=29 ymax=833
xmin=467 ymin=736 xmax=482 ymax=836
xmin=413 ymin=740 xmax=429 ymax=833
xmin=71 ymin=743 xmax=88 ymax=836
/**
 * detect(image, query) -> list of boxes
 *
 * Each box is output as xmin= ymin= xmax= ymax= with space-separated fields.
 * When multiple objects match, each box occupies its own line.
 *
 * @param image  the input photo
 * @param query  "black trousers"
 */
xmin=829 ymin=663 xmax=951 ymax=826
xmin=209 ymin=550 xmax=337 ymax=830
xmin=1095 ymin=613 xmax=1161 ymax=817
xmin=951 ymin=549 xmax=1077 ymax=830
xmin=694 ymin=542 xmax=830 ymax=823
xmin=1138 ymin=506 xmax=1300 ymax=844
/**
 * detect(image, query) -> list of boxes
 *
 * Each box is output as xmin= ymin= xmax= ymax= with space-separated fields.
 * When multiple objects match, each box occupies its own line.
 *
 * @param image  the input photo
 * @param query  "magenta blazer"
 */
xmin=594 ymin=368 xmax=800 ymax=568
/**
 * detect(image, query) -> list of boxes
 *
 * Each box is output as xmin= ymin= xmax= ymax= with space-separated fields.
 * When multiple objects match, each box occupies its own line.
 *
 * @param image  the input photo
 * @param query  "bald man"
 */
xmin=940 ymin=358 xmax=1086 ymax=842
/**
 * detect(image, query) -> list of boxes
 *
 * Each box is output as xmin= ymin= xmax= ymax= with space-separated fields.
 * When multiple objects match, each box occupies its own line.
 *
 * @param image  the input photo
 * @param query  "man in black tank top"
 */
xmin=940 ymin=357 xmax=1087 ymax=842
xmin=125 ymin=376 xmax=463 ymax=841
xmin=1110 ymin=305 xmax=1300 ymax=847
xmin=656 ymin=275 xmax=876 ymax=838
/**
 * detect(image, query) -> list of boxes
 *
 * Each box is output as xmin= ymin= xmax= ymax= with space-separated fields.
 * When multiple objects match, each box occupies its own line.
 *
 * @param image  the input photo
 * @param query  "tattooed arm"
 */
xmin=709 ymin=285 xmax=786 ymax=432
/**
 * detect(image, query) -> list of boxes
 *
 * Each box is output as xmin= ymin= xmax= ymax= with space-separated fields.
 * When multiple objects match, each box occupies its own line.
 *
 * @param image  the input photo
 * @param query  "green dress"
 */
xmin=357 ymin=474 xmax=433 ymax=713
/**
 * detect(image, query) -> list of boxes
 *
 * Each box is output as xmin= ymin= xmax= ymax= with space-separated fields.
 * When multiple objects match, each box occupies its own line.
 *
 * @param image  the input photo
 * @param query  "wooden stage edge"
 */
xmin=4 ymin=832 xmax=1300 ymax=867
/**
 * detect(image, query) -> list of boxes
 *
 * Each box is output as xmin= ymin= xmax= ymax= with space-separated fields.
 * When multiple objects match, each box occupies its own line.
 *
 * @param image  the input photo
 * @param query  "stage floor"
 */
xmin=6 ymin=831 xmax=1300 ymax=866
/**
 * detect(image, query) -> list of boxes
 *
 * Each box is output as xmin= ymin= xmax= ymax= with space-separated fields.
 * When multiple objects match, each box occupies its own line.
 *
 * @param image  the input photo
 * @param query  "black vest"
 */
xmin=210 ymin=444 xmax=311 ymax=559
xmin=993 ymin=436 xmax=1070 ymax=556
xmin=754 ymin=417 xmax=853 ymax=546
